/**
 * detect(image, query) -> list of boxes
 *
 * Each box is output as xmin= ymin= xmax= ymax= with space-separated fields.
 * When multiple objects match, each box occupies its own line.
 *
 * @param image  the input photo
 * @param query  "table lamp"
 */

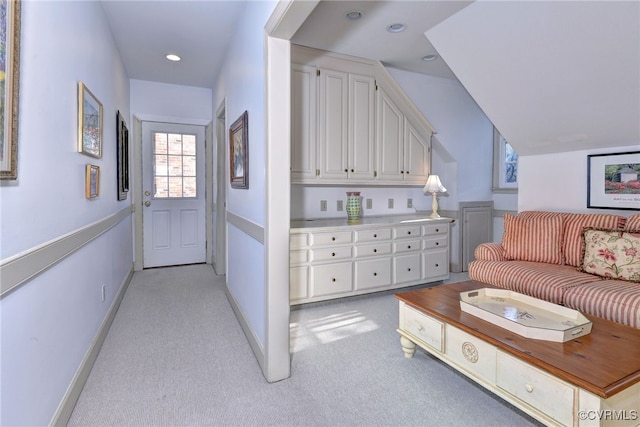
xmin=423 ymin=175 xmax=447 ymax=219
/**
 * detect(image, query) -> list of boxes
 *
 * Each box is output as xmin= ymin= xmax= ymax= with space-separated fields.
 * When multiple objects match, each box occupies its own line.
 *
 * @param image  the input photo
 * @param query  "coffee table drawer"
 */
xmin=445 ymin=325 xmax=496 ymax=384
xmin=401 ymin=304 xmax=444 ymax=352
xmin=496 ymin=351 xmax=575 ymax=426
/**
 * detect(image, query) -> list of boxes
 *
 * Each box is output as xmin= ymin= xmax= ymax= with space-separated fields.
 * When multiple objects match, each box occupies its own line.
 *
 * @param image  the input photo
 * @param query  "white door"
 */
xmin=142 ymin=122 xmax=206 ymax=268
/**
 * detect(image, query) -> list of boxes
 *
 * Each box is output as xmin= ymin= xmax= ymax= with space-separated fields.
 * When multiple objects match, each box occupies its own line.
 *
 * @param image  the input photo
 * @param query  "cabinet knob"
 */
xmin=332 ymin=237 xmax=336 ymax=241
xmin=525 ymin=384 xmax=534 ymax=393
xmin=373 ymin=248 xmax=377 ymax=253
xmin=373 ymin=272 xmax=377 ymax=276
xmin=406 ymin=171 xmax=410 ymax=174
xmin=435 ymin=242 xmax=439 ymax=246
xmin=407 ymin=268 xmax=411 ymax=272
xmin=332 ymin=278 xmax=336 ymax=282
xmin=435 ymin=228 xmax=440 ymax=232
xmin=331 ymin=252 xmax=336 ymax=257
xmin=344 ymin=169 xmax=348 ymax=173
xmin=401 ymin=171 xmax=404 ymax=174
xmin=407 ymin=245 xmax=411 ymax=249
xmin=351 ymin=169 xmax=354 ymax=172
xmin=435 ymin=264 xmax=439 ymax=267
xmin=373 ymin=234 xmax=377 ymax=238
xmin=407 ymin=231 xmax=411 ymax=235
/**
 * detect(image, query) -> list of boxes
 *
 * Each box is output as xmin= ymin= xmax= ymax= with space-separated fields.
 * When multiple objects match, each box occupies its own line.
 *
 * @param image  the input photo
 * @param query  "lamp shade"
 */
xmin=423 ymin=175 xmax=447 ymax=194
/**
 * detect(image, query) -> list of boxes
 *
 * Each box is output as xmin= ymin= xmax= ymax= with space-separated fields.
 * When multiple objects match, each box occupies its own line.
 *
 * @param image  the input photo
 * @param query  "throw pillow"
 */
xmin=502 ymin=213 xmax=563 ymax=264
xmin=579 ymin=228 xmax=640 ymax=282
xmin=626 ymin=214 xmax=640 ymax=231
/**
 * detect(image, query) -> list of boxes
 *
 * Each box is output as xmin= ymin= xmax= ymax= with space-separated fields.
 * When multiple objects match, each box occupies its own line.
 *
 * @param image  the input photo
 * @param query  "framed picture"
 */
xmin=85 ymin=164 xmax=100 ymax=199
xmin=587 ymin=151 xmax=640 ymax=210
xmin=229 ymin=110 xmax=248 ymax=189
xmin=116 ymin=110 xmax=129 ymax=201
xmin=78 ymin=82 xmax=103 ymax=158
xmin=0 ymin=0 xmax=21 ymax=180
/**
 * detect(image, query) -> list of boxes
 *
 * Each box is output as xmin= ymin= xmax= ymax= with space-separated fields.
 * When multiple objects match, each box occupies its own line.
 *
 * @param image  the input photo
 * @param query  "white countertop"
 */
xmin=290 ymin=214 xmax=453 ymax=231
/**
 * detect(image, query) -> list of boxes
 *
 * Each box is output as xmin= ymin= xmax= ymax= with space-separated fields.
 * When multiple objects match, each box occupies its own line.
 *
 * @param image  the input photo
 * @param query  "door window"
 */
xmin=153 ymin=132 xmax=197 ymax=198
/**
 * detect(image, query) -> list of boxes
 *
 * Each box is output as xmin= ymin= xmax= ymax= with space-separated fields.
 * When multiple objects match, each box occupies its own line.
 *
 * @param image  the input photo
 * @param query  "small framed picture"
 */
xmin=229 ymin=110 xmax=248 ymax=189
xmin=587 ymin=151 xmax=640 ymax=210
xmin=85 ymin=164 xmax=100 ymax=199
xmin=116 ymin=110 xmax=129 ymax=200
xmin=78 ymin=82 xmax=103 ymax=158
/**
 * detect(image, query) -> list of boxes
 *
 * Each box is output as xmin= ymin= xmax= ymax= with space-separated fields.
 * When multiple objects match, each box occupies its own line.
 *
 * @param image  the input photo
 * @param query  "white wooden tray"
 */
xmin=459 ymin=288 xmax=592 ymax=342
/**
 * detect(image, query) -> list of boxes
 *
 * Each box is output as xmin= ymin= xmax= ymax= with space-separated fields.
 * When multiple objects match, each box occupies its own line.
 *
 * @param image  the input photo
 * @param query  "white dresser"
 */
xmin=289 ymin=215 xmax=452 ymax=304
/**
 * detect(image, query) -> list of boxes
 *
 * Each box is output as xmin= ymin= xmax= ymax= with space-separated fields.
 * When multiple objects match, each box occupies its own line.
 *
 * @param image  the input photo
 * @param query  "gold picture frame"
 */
xmin=78 ymin=82 xmax=103 ymax=158
xmin=85 ymin=164 xmax=100 ymax=199
xmin=229 ymin=110 xmax=248 ymax=189
xmin=0 ymin=0 xmax=21 ymax=180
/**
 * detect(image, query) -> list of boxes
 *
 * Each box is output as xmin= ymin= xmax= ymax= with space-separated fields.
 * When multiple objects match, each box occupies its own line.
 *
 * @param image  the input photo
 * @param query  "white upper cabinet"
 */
xmin=291 ymin=45 xmax=434 ymax=185
xmin=291 ymin=64 xmax=317 ymax=181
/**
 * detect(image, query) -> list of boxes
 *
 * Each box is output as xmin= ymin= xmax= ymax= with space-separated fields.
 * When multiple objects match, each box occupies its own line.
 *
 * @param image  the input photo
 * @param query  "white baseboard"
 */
xmin=50 ymin=266 xmax=134 ymax=427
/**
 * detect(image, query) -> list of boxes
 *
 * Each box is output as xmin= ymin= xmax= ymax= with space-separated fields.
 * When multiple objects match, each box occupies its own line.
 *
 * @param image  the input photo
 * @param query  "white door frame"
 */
xmin=133 ymin=115 xmax=212 ymax=271
xmin=213 ymin=100 xmax=227 ymax=276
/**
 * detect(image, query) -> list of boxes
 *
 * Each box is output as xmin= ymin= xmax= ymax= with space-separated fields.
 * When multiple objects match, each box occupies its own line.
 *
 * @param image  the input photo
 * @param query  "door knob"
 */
xmin=144 ymin=201 xmax=151 ymax=207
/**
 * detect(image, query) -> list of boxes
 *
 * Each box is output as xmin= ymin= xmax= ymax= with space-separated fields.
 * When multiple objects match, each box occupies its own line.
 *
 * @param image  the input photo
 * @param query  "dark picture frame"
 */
xmin=0 ymin=0 xmax=21 ymax=180
xmin=229 ymin=110 xmax=248 ymax=189
xmin=116 ymin=110 xmax=129 ymax=200
xmin=78 ymin=82 xmax=103 ymax=158
xmin=587 ymin=151 xmax=640 ymax=210
xmin=85 ymin=164 xmax=100 ymax=199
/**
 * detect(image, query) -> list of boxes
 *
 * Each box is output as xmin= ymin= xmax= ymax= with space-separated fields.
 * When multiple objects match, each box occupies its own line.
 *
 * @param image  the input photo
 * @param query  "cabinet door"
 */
xmin=291 ymin=64 xmax=318 ymax=181
xmin=318 ymin=68 xmax=348 ymax=180
xmin=376 ymin=88 xmax=404 ymax=181
xmin=348 ymin=73 xmax=376 ymax=180
xmin=403 ymin=118 xmax=430 ymax=183
xmin=394 ymin=253 xmax=421 ymax=284
xmin=423 ymin=249 xmax=449 ymax=280
xmin=355 ymin=258 xmax=391 ymax=290
xmin=290 ymin=266 xmax=309 ymax=302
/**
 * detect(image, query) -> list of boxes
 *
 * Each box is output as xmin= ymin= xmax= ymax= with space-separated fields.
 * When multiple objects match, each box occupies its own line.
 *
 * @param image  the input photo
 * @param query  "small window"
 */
xmin=153 ymin=132 xmax=197 ymax=198
xmin=492 ymin=127 xmax=518 ymax=193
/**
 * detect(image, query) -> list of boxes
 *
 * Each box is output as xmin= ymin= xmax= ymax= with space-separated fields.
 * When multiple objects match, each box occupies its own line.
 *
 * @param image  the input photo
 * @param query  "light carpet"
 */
xmin=68 ymin=264 xmax=541 ymax=426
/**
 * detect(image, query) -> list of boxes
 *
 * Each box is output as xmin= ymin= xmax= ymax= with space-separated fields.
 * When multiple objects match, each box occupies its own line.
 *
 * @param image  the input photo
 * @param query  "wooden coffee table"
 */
xmin=396 ymin=280 xmax=640 ymax=427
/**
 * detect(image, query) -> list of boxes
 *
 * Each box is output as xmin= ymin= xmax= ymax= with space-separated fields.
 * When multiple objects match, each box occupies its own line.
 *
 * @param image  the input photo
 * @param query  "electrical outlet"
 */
xmin=320 ymin=200 xmax=327 ymax=211
xmin=388 ymin=198 xmax=394 ymax=209
xmin=337 ymin=200 xmax=343 ymax=211
xmin=366 ymin=198 xmax=372 ymax=209
xmin=101 ymin=284 xmax=106 ymax=302
xmin=407 ymin=198 xmax=413 ymax=208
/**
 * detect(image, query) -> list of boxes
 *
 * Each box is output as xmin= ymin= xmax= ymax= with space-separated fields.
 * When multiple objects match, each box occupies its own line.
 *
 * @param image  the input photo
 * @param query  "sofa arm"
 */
xmin=474 ymin=242 xmax=508 ymax=261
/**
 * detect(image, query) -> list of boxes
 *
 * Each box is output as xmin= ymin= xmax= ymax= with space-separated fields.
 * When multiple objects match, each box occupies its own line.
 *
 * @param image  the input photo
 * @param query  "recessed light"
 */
xmin=386 ymin=23 xmax=406 ymax=33
xmin=166 ymin=54 xmax=181 ymax=62
xmin=422 ymin=54 xmax=438 ymax=62
xmin=345 ymin=10 xmax=363 ymax=20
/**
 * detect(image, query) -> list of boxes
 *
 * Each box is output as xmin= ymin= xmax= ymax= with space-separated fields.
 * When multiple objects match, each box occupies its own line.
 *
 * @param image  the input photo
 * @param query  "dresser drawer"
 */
xmin=400 ymin=303 xmax=444 ymax=352
xmin=445 ymin=325 xmax=496 ymax=384
xmin=394 ymin=253 xmax=421 ymax=284
xmin=311 ymin=246 xmax=352 ymax=262
xmin=496 ymin=351 xmax=575 ymax=426
xmin=423 ymin=235 xmax=447 ymax=250
xmin=393 ymin=240 xmax=421 ymax=253
xmin=355 ymin=258 xmax=392 ymax=290
xmin=354 ymin=242 xmax=391 ymax=258
xmin=423 ymin=249 xmax=448 ymax=279
xmin=311 ymin=262 xmax=353 ymax=297
xmin=290 ymin=233 xmax=308 ymax=249
xmin=310 ymin=231 xmax=352 ymax=246
xmin=354 ymin=228 xmax=391 ymax=242
xmin=393 ymin=225 xmax=422 ymax=239
xmin=423 ymin=224 xmax=448 ymax=236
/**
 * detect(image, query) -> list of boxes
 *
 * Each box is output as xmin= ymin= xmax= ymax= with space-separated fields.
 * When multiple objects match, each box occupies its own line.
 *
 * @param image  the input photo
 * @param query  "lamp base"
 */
xmin=429 ymin=192 xmax=440 ymax=219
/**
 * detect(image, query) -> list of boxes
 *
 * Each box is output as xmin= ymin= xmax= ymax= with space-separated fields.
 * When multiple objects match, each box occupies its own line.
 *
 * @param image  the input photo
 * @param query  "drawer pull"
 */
xmin=332 ymin=278 xmax=336 ymax=282
xmin=332 ymin=252 xmax=336 ymax=257
xmin=332 ymin=237 xmax=336 ymax=241
xmin=407 ymin=245 xmax=411 ymax=249
xmin=435 ymin=242 xmax=439 ymax=246
xmin=373 ymin=272 xmax=377 ymax=276
xmin=373 ymin=234 xmax=377 ymax=238
xmin=407 ymin=268 xmax=411 ymax=272
xmin=435 ymin=264 xmax=439 ymax=267
xmin=435 ymin=228 xmax=439 ymax=232
xmin=525 ymin=384 xmax=534 ymax=393
xmin=407 ymin=231 xmax=411 ymax=235
xmin=417 ymin=324 xmax=424 ymax=332
xmin=373 ymin=248 xmax=377 ymax=253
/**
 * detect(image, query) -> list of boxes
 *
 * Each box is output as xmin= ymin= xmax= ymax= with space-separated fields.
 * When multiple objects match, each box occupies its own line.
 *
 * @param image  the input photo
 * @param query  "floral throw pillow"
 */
xmin=579 ymin=228 xmax=640 ymax=282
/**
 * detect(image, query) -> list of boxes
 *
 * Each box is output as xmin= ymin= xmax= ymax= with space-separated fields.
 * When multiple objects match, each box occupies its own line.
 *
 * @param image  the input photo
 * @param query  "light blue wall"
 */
xmin=0 ymin=1 xmax=132 ymax=425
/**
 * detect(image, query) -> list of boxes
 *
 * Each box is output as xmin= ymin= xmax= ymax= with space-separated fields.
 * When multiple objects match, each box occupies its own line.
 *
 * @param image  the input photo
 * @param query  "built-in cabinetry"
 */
xmin=290 ymin=215 xmax=451 ymax=304
xmin=291 ymin=45 xmax=434 ymax=185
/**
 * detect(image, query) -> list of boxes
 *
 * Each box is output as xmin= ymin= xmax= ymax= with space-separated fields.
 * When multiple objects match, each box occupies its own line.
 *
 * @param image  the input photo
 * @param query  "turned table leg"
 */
xmin=400 ymin=335 xmax=417 ymax=358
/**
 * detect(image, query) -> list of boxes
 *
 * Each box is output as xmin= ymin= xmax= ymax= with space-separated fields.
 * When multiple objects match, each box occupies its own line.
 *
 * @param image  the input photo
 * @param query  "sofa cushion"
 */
xmin=468 ymin=260 xmax=601 ymax=304
xmin=473 ymin=242 xmax=508 ymax=262
xmin=518 ymin=211 xmax=626 ymax=266
xmin=502 ymin=214 xmax=563 ymax=264
xmin=563 ymin=280 xmax=640 ymax=328
xmin=579 ymin=228 xmax=640 ymax=282
xmin=626 ymin=214 xmax=640 ymax=231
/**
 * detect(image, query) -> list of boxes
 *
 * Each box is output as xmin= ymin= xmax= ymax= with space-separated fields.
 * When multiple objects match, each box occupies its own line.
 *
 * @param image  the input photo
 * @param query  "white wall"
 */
xmin=212 ymin=1 xmax=277 ymax=351
xmin=0 ymin=2 xmax=131 ymax=425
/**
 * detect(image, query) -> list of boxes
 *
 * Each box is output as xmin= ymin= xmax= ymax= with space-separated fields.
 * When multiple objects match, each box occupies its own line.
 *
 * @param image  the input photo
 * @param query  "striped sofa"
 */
xmin=469 ymin=211 xmax=640 ymax=328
